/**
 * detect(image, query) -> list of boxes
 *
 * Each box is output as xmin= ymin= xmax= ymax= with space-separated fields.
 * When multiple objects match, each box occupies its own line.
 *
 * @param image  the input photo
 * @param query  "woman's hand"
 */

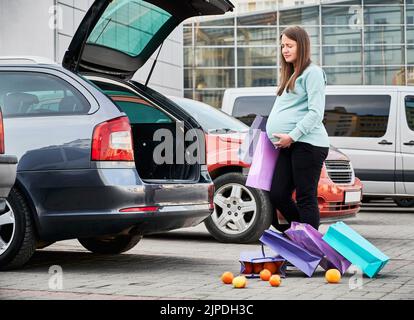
xmin=272 ymin=133 xmax=293 ymax=148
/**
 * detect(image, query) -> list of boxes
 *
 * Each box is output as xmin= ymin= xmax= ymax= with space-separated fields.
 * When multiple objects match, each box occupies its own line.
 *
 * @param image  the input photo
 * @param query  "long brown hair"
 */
xmin=277 ymin=26 xmax=312 ymax=96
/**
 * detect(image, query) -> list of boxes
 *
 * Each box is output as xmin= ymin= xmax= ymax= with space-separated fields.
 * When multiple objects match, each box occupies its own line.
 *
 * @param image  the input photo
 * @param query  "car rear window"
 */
xmin=233 ymin=95 xmax=275 ymax=126
xmin=87 ymin=0 xmax=175 ymax=57
xmin=0 ymin=72 xmax=90 ymax=118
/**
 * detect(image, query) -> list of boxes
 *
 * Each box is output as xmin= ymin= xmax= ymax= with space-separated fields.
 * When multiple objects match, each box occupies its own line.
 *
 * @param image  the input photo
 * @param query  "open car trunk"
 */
xmin=131 ymin=122 xmax=199 ymax=182
xmin=91 ymin=78 xmax=203 ymax=183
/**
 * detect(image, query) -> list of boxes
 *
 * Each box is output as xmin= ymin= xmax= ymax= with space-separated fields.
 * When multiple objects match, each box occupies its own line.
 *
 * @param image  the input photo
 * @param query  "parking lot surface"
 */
xmin=0 ymin=200 xmax=413 ymax=300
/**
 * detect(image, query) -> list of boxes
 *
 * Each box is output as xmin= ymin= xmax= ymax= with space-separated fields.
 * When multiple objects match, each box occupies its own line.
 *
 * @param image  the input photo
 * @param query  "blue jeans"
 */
xmin=269 ymin=141 xmax=329 ymax=231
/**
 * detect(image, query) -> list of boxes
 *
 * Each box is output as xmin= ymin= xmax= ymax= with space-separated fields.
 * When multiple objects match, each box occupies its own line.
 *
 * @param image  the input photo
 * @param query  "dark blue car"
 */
xmin=0 ymin=0 xmax=234 ymax=270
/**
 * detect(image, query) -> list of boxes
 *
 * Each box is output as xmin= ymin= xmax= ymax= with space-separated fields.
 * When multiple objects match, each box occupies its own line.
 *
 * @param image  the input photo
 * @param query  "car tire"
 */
xmin=204 ymin=172 xmax=272 ymax=243
xmin=394 ymin=197 xmax=414 ymax=208
xmin=0 ymin=187 xmax=37 ymax=271
xmin=78 ymin=235 xmax=142 ymax=254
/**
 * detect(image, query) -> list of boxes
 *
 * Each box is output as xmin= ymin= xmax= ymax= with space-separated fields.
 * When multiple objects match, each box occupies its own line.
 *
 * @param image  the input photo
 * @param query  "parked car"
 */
xmin=0 ymin=107 xmax=18 ymax=260
xmin=167 ymin=96 xmax=362 ymax=243
xmin=0 ymin=0 xmax=234 ymax=270
xmin=222 ymin=86 xmax=414 ymax=207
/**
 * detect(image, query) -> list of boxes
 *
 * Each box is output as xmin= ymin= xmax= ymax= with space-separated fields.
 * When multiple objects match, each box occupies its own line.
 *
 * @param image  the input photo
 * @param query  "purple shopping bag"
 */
xmin=285 ymin=222 xmax=352 ymax=275
xmin=239 ymin=245 xmax=287 ymax=278
xmin=238 ymin=115 xmax=267 ymax=164
xmin=245 ymin=132 xmax=279 ymax=191
xmin=260 ymin=229 xmax=322 ymax=277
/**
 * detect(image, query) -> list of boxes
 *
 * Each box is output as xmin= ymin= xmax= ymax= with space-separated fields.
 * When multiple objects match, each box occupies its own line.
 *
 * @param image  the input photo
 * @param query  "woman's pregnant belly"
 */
xmin=266 ymin=108 xmax=304 ymax=140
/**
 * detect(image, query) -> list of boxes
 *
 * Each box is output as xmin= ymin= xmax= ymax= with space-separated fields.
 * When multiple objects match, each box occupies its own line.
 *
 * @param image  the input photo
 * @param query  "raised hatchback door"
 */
xmin=63 ymin=0 xmax=234 ymax=78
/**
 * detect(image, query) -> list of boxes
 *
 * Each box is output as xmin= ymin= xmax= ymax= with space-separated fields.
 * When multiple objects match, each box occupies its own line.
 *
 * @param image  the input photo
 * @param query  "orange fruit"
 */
xmin=243 ymin=262 xmax=253 ymax=274
xmin=325 ymin=269 xmax=341 ymax=284
xmin=252 ymin=263 xmax=264 ymax=274
xmin=263 ymin=262 xmax=278 ymax=274
xmin=260 ymin=269 xmax=272 ymax=281
xmin=269 ymin=275 xmax=281 ymax=287
xmin=232 ymin=276 xmax=247 ymax=288
xmin=221 ymin=271 xmax=234 ymax=284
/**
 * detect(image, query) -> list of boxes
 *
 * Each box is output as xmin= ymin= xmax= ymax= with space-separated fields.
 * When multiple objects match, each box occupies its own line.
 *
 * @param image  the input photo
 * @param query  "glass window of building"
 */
xmin=323 ymin=67 xmax=363 ymax=85
xmin=363 ymin=5 xmax=404 ymax=25
xmin=279 ymin=7 xmax=319 ymax=25
xmin=324 ymin=95 xmax=391 ymax=137
xmin=364 ymin=26 xmax=404 ymax=45
xmin=237 ymin=11 xmax=277 ymax=25
xmin=195 ymin=69 xmax=235 ymax=89
xmin=365 ymin=67 xmax=406 ymax=85
xmin=237 ymin=27 xmax=277 ymax=45
xmin=195 ymin=48 xmax=235 ymax=67
xmin=364 ymin=45 xmax=404 ymax=65
xmin=237 ymin=68 xmax=277 ymax=87
xmin=195 ymin=27 xmax=235 ymax=46
xmin=237 ymin=47 xmax=277 ymax=66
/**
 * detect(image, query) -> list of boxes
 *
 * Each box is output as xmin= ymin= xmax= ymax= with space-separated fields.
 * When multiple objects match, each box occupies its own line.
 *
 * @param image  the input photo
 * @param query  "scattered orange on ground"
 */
xmin=325 ymin=269 xmax=341 ymax=283
xmin=263 ymin=262 xmax=278 ymax=274
xmin=252 ymin=263 xmax=264 ymax=274
xmin=221 ymin=271 xmax=234 ymax=284
xmin=260 ymin=269 xmax=272 ymax=281
xmin=243 ymin=262 xmax=253 ymax=274
xmin=269 ymin=275 xmax=281 ymax=287
xmin=232 ymin=276 xmax=247 ymax=288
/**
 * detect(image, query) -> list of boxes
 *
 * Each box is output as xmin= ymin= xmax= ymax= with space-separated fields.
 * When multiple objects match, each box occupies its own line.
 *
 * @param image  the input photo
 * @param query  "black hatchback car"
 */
xmin=0 ymin=0 xmax=234 ymax=270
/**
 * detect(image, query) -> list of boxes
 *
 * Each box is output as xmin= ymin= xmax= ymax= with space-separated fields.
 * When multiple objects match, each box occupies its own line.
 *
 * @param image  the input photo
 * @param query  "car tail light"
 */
xmin=208 ymin=183 xmax=215 ymax=210
xmin=91 ymin=116 xmax=134 ymax=161
xmin=119 ymin=206 xmax=159 ymax=213
xmin=0 ymin=109 xmax=4 ymax=154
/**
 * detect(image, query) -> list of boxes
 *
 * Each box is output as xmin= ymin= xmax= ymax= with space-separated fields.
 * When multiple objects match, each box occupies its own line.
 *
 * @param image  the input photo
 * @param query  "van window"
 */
xmin=233 ymin=95 xmax=276 ymax=126
xmin=405 ymin=96 xmax=414 ymax=132
xmin=0 ymin=72 xmax=90 ymax=118
xmin=324 ymin=95 xmax=391 ymax=137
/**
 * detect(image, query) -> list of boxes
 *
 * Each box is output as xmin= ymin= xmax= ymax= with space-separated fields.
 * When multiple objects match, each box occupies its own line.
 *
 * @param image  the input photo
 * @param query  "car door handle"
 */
xmin=378 ymin=139 xmax=393 ymax=145
xmin=403 ymin=140 xmax=414 ymax=146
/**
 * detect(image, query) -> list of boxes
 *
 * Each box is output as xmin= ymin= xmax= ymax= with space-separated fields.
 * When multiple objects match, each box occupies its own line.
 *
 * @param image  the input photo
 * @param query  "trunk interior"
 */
xmin=131 ymin=122 xmax=199 ymax=182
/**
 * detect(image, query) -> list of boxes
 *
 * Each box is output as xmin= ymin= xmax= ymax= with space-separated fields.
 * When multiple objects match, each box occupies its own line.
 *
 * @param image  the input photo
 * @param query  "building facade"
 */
xmin=0 ymin=0 xmax=184 ymax=96
xmin=184 ymin=0 xmax=414 ymax=108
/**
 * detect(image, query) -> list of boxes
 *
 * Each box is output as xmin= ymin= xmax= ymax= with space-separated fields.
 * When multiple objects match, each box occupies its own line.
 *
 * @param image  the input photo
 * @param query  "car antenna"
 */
xmin=145 ymin=41 xmax=164 ymax=89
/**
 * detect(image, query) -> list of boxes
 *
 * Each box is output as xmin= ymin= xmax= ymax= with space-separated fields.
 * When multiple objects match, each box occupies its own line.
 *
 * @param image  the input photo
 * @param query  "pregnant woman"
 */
xmin=266 ymin=26 xmax=330 ymax=231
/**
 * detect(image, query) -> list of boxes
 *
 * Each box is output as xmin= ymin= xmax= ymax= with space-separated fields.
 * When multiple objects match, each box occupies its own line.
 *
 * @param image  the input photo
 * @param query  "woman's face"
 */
xmin=281 ymin=34 xmax=298 ymax=66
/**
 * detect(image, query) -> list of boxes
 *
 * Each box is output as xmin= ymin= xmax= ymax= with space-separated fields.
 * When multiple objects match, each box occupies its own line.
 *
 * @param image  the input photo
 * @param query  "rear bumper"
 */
xmin=39 ymin=204 xmax=212 ymax=241
xmin=17 ymin=167 xmax=214 ymax=241
xmin=0 ymin=155 xmax=17 ymax=199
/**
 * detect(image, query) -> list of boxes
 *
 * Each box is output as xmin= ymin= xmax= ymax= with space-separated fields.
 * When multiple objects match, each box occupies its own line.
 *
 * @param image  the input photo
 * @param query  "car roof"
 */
xmin=0 ymin=56 xmax=57 ymax=66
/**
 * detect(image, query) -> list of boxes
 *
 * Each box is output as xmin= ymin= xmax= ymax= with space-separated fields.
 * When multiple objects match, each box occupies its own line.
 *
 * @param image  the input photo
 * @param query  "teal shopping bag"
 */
xmin=322 ymin=222 xmax=389 ymax=278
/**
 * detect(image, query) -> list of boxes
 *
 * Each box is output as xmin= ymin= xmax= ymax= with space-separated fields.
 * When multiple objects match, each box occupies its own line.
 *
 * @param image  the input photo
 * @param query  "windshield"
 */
xmin=170 ymin=97 xmax=248 ymax=132
xmin=87 ymin=0 xmax=175 ymax=57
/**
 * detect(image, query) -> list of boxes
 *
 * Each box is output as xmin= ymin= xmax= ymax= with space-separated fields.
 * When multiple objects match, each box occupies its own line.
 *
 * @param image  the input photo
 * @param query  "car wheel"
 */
xmin=204 ymin=172 xmax=272 ymax=243
xmin=0 ymin=187 xmax=37 ymax=271
xmin=394 ymin=197 xmax=414 ymax=208
xmin=78 ymin=235 xmax=142 ymax=254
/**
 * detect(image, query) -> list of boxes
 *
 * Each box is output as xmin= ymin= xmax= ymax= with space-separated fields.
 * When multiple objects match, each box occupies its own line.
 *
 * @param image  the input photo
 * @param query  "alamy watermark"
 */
xmin=48 ymin=265 xmax=63 ymax=290
xmin=348 ymin=265 xmax=364 ymax=290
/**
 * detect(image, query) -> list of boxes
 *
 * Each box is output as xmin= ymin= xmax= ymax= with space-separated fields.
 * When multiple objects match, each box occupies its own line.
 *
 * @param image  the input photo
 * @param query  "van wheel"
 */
xmin=204 ymin=172 xmax=272 ymax=243
xmin=394 ymin=197 xmax=414 ymax=208
xmin=78 ymin=235 xmax=142 ymax=254
xmin=0 ymin=187 xmax=37 ymax=271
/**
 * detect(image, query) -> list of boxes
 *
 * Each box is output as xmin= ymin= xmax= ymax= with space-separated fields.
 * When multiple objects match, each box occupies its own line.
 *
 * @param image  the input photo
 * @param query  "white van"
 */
xmin=222 ymin=86 xmax=414 ymax=207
